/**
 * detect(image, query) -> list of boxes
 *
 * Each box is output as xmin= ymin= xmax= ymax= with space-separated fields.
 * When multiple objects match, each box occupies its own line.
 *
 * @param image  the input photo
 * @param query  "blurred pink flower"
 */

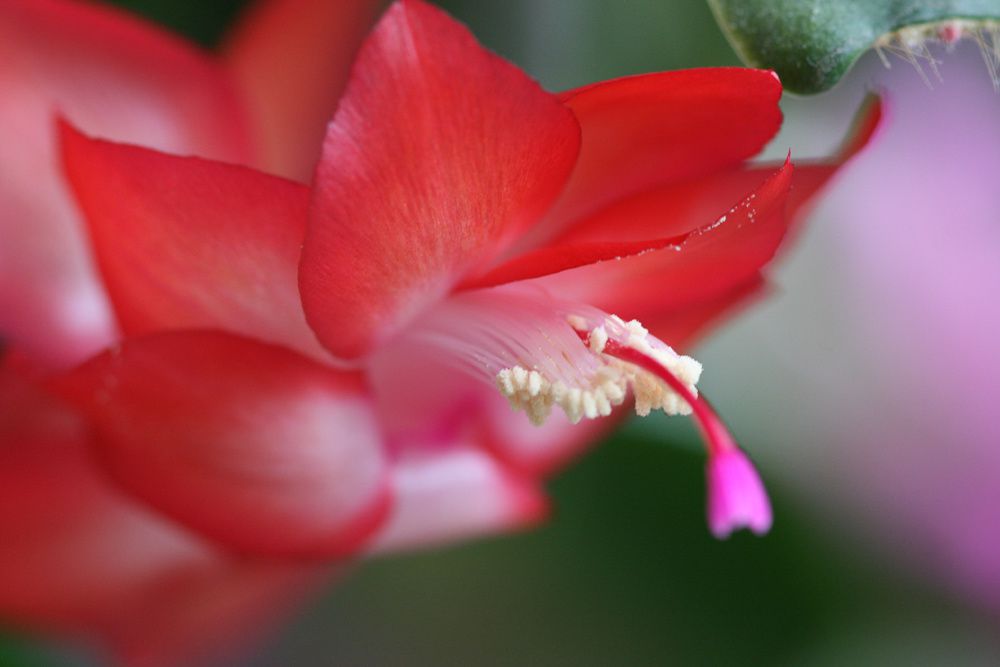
xmin=831 ymin=44 xmax=1000 ymax=609
xmin=706 ymin=41 xmax=1000 ymax=609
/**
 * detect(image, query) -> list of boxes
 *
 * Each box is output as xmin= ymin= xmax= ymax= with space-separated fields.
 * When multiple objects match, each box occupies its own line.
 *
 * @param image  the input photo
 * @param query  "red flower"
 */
xmin=52 ymin=0 xmax=878 ymax=567
xmin=1 ymin=0 xmax=879 ymax=662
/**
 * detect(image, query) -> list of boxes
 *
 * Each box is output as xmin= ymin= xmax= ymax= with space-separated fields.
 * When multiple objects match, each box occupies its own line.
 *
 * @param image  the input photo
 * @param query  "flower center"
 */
xmin=496 ymin=313 xmax=702 ymax=426
xmin=383 ymin=284 xmax=771 ymax=538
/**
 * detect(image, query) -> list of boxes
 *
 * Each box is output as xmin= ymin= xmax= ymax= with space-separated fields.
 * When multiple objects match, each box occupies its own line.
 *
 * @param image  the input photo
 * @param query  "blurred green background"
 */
xmin=4 ymin=1 xmax=999 ymax=666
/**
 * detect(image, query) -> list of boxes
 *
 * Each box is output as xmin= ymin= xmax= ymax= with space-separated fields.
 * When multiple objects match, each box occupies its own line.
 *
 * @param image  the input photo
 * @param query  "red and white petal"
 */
xmin=50 ymin=331 xmax=389 ymax=558
xmin=300 ymin=0 xmax=580 ymax=360
xmin=0 ymin=364 xmax=199 ymax=629
xmin=369 ymin=446 xmax=547 ymax=554
xmin=223 ymin=0 xmax=383 ymax=181
xmin=0 ymin=364 xmax=326 ymax=667
xmin=514 ymin=68 xmax=782 ymax=248
xmin=61 ymin=124 xmax=325 ymax=359
xmin=0 ymin=0 xmax=253 ymax=368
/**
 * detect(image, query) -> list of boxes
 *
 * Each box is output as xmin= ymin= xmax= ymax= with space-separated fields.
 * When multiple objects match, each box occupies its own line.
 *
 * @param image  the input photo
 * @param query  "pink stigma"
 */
xmin=706 ymin=448 xmax=772 ymax=538
xmin=594 ymin=335 xmax=773 ymax=538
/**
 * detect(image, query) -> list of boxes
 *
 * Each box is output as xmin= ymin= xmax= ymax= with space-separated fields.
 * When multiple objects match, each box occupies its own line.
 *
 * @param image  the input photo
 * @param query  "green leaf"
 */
xmin=708 ymin=0 xmax=1000 ymax=94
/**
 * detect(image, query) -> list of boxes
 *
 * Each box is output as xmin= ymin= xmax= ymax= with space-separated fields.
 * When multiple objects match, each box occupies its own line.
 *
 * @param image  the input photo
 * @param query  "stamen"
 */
xmin=570 ymin=317 xmax=772 ymax=538
xmin=495 ymin=312 xmax=702 ymax=427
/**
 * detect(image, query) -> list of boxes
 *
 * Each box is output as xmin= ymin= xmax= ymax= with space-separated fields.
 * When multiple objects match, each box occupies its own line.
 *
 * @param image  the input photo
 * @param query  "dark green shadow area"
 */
xmin=0 ymin=633 xmax=91 ymax=667
xmin=107 ymin=0 xmax=246 ymax=47
xmin=0 ymin=640 xmax=51 ymax=667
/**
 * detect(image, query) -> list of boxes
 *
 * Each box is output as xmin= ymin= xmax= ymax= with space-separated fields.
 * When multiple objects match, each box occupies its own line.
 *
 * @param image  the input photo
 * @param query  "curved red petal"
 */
xmin=0 ymin=0 xmax=253 ymax=368
xmin=223 ymin=0 xmax=383 ymax=180
xmin=531 ymin=160 xmax=794 ymax=317
xmin=300 ymin=0 xmax=580 ymax=360
xmin=520 ymin=68 xmax=782 ymax=247
xmin=488 ymin=92 xmax=882 ymax=305
xmin=61 ymin=123 xmax=326 ymax=360
xmin=49 ymin=331 xmax=389 ymax=558
xmin=459 ymin=234 xmax=689 ymax=291
xmin=535 ymin=97 xmax=883 ymax=324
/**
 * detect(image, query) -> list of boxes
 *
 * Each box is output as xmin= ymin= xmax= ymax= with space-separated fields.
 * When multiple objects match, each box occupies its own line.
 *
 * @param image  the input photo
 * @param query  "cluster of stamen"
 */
xmin=495 ymin=314 xmax=701 ymax=426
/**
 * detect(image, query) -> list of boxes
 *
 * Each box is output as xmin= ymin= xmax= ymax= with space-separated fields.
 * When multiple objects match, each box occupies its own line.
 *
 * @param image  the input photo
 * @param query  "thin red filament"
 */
xmin=597 ymin=337 xmax=738 ymax=458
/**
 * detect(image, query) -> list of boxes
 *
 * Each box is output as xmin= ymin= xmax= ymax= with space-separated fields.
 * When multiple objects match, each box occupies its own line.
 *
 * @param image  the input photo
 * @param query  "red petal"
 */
xmin=300 ymin=0 xmax=580 ymax=360
xmin=532 ymin=97 xmax=883 ymax=322
xmin=0 ymin=0 xmax=252 ymax=368
xmin=482 ymin=92 xmax=882 ymax=304
xmin=523 ymin=68 xmax=782 ymax=246
xmin=223 ymin=0 xmax=382 ymax=181
xmin=61 ymin=123 xmax=326 ymax=359
xmin=459 ymin=234 xmax=688 ymax=290
xmin=0 ymin=365 xmax=323 ymax=665
xmin=50 ymin=331 xmax=389 ymax=558
xmin=369 ymin=447 xmax=548 ymax=553
xmin=530 ymin=160 xmax=794 ymax=317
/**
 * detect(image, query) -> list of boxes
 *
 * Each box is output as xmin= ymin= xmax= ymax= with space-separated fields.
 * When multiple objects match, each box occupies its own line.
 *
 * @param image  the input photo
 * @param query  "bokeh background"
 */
xmin=4 ymin=1 xmax=1000 ymax=665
